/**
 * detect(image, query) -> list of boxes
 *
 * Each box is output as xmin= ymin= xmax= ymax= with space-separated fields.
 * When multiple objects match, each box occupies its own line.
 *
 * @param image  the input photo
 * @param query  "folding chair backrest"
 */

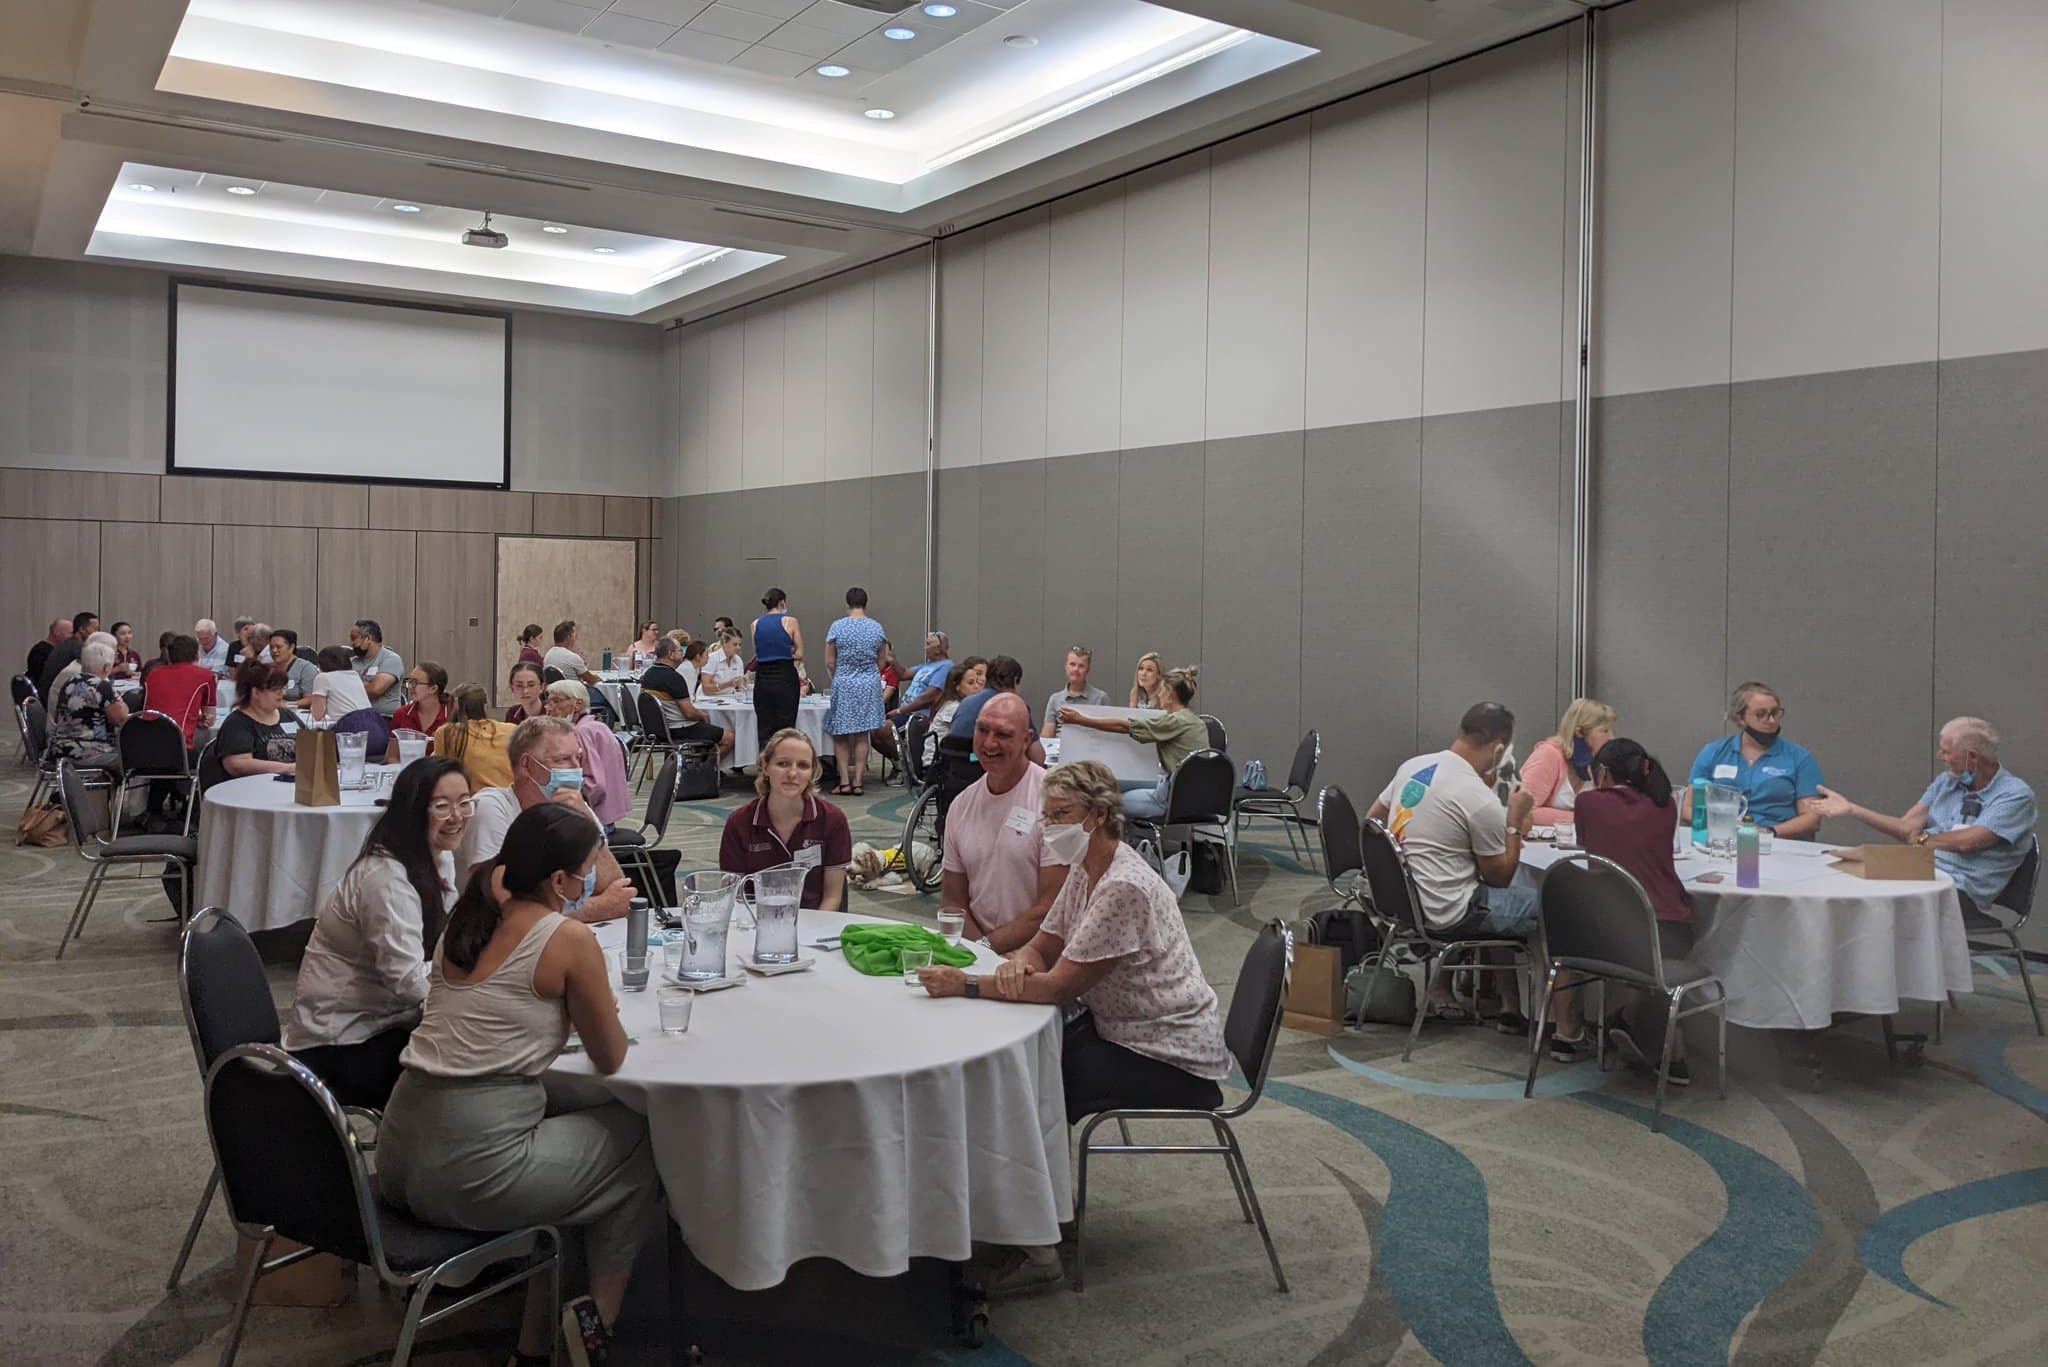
xmin=644 ymin=753 xmax=680 ymax=840
xmin=206 ymin=1044 xmax=374 ymax=1265
xmin=179 ymin=907 xmax=282 ymax=1077
xmin=24 ymin=699 xmax=48 ymax=758
xmin=1224 ymin=920 xmax=1292 ymax=1094
xmin=1200 ymin=714 xmax=1227 ymax=754
xmin=635 ymin=689 xmax=669 ymax=740
xmin=1359 ymin=818 xmax=1429 ymax=939
xmin=1285 ymin=729 xmax=1319 ymax=796
xmin=1996 ymin=837 xmax=2040 ymax=921
xmin=542 ymin=666 xmax=565 ymax=686
xmin=56 ymin=759 xmax=106 ymax=848
xmin=1316 ymin=785 xmax=1362 ymax=891
xmin=9 ymin=674 xmax=34 ymax=708
xmin=1163 ymin=750 xmax=1234 ymax=825
xmin=1539 ymin=854 xmax=1664 ymax=987
xmin=120 ymin=711 xmax=190 ymax=778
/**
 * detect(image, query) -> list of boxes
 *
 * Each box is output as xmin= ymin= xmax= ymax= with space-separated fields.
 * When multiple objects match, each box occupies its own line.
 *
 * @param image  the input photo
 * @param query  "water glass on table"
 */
xmin=658 ymin=987 xmax=694 ymax=1036
xmin=900 ymin=947 xmax=933 ymax=987
xmin=614 ymin=949 xmax=650 ymax=992
xmin=936 ymin=908 xmax=966 ymax=946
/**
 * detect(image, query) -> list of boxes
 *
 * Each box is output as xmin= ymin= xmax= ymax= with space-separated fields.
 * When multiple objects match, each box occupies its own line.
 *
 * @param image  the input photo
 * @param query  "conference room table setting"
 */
xmin=595 ymin=671 xmax=829 ymax=765
xmin=552 ymin=909 xmax=1071 ymax=1296
xmin=195 ymin=767 xmax=398 ymax=933
xmin=1516 ymin=836 xmax=1972 ymax=1031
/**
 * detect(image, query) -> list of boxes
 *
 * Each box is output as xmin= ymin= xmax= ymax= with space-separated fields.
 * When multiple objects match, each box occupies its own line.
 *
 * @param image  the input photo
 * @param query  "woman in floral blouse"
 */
xmin=49 ymin=639 xmax=129 ymax=775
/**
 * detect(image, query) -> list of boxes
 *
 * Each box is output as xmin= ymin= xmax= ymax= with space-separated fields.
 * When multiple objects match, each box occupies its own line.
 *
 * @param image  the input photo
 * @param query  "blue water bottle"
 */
xmin=1691 ymin=779 xmax=1709 ymax=848
xmin=1736 ymin=822 xmax=1760 ymax=888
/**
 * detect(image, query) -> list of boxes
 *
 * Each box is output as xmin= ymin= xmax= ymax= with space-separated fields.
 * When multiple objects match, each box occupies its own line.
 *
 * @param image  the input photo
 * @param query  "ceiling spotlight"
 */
xmin=864 ymin=107 xmax=895 ymax=120
xmin=391 ymin=202 xmax=422 ymax=213
xmin=593 ymin=246 xmax=617 ymax=254
xmin=542 ymin=224 xmax=568 ymax=234
xmin=225 ymin=185 xmax=258 ymax=196
xmin=923 ymin=4 xmax=957 ymax=15
xmin=883 ymin=27 xmax=915 ymax=40
xmin=816 ymin=64 xmax=849 ymax=77
xmin=128 ymin=182 xmax=157 ymax=192
xmin=1003 ymin=34 xmax=1037 ymax=48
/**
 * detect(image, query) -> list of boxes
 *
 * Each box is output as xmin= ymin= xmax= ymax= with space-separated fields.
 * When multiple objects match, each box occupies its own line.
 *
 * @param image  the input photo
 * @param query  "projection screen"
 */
xmin=170 ymin=281 xmax=509 ymax=488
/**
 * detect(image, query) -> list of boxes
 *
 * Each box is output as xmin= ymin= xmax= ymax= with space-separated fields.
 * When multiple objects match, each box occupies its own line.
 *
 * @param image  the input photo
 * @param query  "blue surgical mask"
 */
xmin=534 ymin=764 xmax=584 ymax=799
xmin=560 ymin=865 xmax=597 ymax=916
xmin=1569 ymin=736 xmax=1595 ymax=777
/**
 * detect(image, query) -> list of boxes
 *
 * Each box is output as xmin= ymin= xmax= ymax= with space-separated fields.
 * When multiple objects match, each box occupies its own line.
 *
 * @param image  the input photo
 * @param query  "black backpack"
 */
xmin=1305 ymin=908 xmax=1379 ymax=972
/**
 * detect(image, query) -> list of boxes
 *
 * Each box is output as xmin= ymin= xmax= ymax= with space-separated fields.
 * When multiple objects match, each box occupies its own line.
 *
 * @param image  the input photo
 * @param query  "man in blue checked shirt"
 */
xmin=1810 ymin=717 xmax=2038 ymax=910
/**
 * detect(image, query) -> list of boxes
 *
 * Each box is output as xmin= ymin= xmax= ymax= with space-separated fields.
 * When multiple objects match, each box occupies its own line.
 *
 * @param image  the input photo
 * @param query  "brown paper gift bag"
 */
xmin=1828 ymin=843 xmax=1937 ymax=881
xmin=1282 ymin=941 xmax=1346 ymax=1036
xmin=294 ymin=727 xmax=340 ymax=807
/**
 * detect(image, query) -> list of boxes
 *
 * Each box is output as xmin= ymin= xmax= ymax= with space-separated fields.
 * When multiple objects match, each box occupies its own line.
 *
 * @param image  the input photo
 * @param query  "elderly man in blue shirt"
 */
xmin=1689 ymin=681 xmax=1825 ymax=838
xmin=1810 ymin=717 xmax=2037 ymax=912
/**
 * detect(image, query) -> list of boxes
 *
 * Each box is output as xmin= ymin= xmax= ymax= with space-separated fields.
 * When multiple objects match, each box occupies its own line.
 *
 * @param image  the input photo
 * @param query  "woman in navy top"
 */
xmin=751 ymin=587 xmax=805 ymax=743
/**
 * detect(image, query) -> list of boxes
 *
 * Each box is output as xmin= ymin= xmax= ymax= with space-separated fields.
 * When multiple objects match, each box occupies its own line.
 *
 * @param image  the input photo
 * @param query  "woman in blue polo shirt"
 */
xmin=1688 ymin=681 xmax=1823 ymax=838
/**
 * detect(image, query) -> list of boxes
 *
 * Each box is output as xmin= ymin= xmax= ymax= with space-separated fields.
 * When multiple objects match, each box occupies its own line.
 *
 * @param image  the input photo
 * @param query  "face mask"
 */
xmin=1742 ymin=725 xmax=1777 ymax=747
xmin=1569 ymin=736 xmax=1595 ymax=776
xmin=559 ymin=865 xmax=597 ymax=916
xmin=1043 ymin=822 xmax=1092 ymax=865
xmin=526 ymin=755 xmax=584 ymax=799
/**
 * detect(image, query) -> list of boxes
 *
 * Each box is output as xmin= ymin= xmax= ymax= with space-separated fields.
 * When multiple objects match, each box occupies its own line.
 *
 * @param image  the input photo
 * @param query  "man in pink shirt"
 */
xmin=941 ymin=693 xmax=1069 ymax=952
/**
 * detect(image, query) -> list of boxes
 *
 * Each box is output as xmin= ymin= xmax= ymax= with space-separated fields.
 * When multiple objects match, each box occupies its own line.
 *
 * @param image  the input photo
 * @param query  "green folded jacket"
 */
xmin=840 ymin=923 xmax=976 ymax=976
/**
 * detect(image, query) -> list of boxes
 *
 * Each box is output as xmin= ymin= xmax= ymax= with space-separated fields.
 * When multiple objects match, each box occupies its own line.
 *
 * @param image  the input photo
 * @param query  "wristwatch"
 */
xmin=964 ymin=977 xmax=981 ymax=999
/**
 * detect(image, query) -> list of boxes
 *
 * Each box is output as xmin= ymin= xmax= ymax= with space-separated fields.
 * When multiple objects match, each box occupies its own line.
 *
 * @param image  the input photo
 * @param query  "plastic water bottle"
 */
xmin=1691 ymin=779 xmax=1710 ymax=848
xmin=1736 ymin=822 xmax=1760 ymax=888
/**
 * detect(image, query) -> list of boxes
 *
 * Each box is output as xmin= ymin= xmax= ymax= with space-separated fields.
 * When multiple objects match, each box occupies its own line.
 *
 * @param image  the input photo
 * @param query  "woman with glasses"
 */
xmin=282 ymin=757 xmax=473 ymax=1108
xmin=1687 ymin=681 xmax=1825 ymax=839
xmin=200 ymin=660 xmax=297 ymax=789
xmin=384 ymin=660 xmax=451 ymax=762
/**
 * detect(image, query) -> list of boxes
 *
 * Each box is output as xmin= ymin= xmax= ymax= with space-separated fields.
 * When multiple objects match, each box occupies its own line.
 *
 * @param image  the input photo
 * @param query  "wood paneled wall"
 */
xmin=2 ymin=467 xmax=656 ymax=715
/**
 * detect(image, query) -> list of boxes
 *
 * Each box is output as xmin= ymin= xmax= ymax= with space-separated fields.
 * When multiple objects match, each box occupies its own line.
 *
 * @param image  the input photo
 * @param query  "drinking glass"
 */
xmin=664 ymin=936 xmax=688 ymax=979
xmin=614 ymin=950 xmax=650 ymax=991
xmin=394 ymin=729 xmax=429 ymax=765
xmin=900 ymin=947 xmax=933 ymax=988
xmin=658 ymin=988 xmax=694 ymax=1036
xmin=336 ymin=730 xmax=369 ymax=790
xmin=1554 ymin=821 xmax=1576 ymax=849
xmin=936 ymin=908 xmax=966 ymax=945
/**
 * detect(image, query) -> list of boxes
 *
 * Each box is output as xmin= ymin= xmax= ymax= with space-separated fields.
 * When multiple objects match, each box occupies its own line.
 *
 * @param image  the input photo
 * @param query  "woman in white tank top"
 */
xmin=376 ymin=803 xmax=655 ymax=1367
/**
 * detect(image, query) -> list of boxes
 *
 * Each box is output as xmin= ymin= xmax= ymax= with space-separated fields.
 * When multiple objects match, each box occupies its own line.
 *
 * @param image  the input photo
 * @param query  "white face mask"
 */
xmin=1043 ymin=821 xmax=1092 ymax=865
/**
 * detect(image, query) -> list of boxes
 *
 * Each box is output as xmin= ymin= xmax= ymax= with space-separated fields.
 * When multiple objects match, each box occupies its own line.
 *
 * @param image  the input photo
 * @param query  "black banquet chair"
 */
xmin=1940 ymin=837 xmax=2042 ymax=1037
xmin=205 ymin=1042 xmax=562 ymax=1367
xmin=1124 ymin=750 xmax=1239 ymax=905
xmin=1233 ymin=729 xmax=1321 ymax=868
xmin=55 ymin=758 xmax=196 ymax=957
xmin=1070 ymin=919 xmax=1293 ymax=1294
xmin=113 ymin=710 xmax=199 ymax=840
xmin=610 ymin=752 xmax=678 ymax=898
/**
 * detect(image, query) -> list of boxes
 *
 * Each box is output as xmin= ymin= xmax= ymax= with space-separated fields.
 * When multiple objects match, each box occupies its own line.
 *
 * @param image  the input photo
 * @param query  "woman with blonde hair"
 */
xmin=1061 ymin=665 xmax=1207 ymax=821
xmin=1127 ymin=652 xmax=1165 ymax=710
xmin=716 ymin=728 xmax=852 ymax=910
xmin=1520 ymin=697 xmax=1618 ymax=827
xmin=432 ymin=683 xmax=517 ymax=793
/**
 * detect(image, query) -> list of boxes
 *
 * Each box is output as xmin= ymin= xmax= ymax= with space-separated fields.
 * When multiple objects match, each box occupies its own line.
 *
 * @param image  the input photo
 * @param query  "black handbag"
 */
xmin=674 ymin=748 xmax=721 ymax=801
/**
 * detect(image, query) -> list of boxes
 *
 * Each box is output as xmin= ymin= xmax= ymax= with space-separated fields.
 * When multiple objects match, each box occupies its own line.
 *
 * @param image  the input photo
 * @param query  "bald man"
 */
xmin=940 ymin=693 xmax=1069 ymax=953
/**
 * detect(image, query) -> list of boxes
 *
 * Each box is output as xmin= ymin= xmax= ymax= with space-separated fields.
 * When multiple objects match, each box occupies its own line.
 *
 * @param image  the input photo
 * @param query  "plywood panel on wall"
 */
xmin=0 ymin=468 xmax=159 ymax=523
xmin=494 ymin=536 xmax=637 ymax=690
xmin=100 ymin=523 xmax=214 ymax=649
xmin=316 ymin=529 xmax=417 ymax=660
xmin=533 ymin=493 xmax=606 ymax=537
xmin=414 ymin=531 xmax=496 ymax=697
xmin=369 ymin=485 xmax=533 ymax=533
xmin=603 ymin=496 xmax=652 ymax=539
xmin=213 ymin=526 xmax=319 ymax=646
xmin=1 ymin=518 xmax=100 ymax=708
xmin=162 ymin=475 xmax=369 ymax=529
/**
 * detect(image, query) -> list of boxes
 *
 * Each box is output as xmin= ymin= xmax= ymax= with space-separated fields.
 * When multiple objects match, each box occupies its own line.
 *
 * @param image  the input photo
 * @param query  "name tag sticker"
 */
xmin=1713 ymin=764 xmax=1738 ymax=781
xmin=1004 ymin=806 xmax=1038 ymax=836
xmin=793 ymin=845 xmax=822 ymax=870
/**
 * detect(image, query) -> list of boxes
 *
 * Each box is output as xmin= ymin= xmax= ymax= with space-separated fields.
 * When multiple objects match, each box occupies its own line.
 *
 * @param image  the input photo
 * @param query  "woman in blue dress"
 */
xmin=823 ymin=587 xmax=887 ymax=796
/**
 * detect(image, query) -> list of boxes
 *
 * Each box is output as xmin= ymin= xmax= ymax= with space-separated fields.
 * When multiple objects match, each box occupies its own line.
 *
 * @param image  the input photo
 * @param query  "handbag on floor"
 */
xmin=15 ymin=800 xmax=66 ymax=848
xmin=1346 ymin=950 xmax=1418 ymax=1026
xmin=674 ymin=747 xmax=721 ymax=801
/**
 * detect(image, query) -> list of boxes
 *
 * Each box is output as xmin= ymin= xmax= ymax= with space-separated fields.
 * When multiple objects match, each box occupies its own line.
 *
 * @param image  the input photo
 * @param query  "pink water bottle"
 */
xmin=1736 ymin=821 xmax=1760 ymax=888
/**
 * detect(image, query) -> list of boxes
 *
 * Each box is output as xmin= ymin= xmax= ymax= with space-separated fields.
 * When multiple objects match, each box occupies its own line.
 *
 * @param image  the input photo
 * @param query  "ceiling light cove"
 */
xmin=159 ymin=0 xmax=1318 ymax=203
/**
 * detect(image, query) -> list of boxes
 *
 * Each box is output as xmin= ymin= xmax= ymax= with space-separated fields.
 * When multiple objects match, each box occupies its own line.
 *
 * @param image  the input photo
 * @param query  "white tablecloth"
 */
xmin=196 ymin=772 xmax=392 ymax=932
xmin=591 ymin=680 xmax=828 ymax=766
xmin=552 ymin=911 xmax=1071 ymax=1291
xmin=1519 ymin=840 xmax=1973 ymax=1030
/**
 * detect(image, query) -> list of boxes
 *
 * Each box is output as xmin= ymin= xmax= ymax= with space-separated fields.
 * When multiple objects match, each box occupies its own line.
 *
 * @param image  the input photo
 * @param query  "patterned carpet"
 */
xmin=3 ymin=757 xmax=2045 ymax=1366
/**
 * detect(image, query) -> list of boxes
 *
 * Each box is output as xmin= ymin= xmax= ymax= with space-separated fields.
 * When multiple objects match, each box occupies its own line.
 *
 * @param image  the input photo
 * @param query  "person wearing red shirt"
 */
xmin=386 ymin=661 xmax=451 ymax=763
xmin=718 ymin=730 xmax=852 ymax=910
xmin=142 ymin=634 xmax=218 ymax=748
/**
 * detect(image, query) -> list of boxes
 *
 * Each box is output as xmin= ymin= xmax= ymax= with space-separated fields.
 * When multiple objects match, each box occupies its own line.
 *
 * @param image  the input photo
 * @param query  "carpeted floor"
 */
xmin=3 ymin=758 xmax=2045 ymax=1366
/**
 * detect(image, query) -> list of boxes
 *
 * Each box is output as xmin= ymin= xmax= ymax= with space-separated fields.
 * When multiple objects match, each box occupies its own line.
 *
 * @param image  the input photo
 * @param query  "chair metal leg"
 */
xmin=1116 ymin=1118 xmax=1133 ymax=1146
xmin=1715 ymin=995 xmax=1728 ymax=1099
xmin=1209 ymin=1115 xmax=1254 ymax=1223
xmin=57 ymin=862 xmax=109 ymax=958
xmin=1651 ymin=983 xmax=1685 ymax=1133
xmin=1218 ymin=1121 xmax=1287 ymax=1293
xmin=217 ymin=1231 xmax=270 ymax=1367
xmin=1523 ymin=969 xmax=1557 ymax=1098
xmin=1402 ymin=955 xmax=1442 ymax=1062
xmin=1934 ymin=998 xmax=1945 ymax=1044
xmin=390 ymin=1270 xmax=437 ymax=1367
xmin=166 ymin=1165 xmax=220 ymax=1289
xmin=1070 ymin=1116 xmax=1100 ymax=1292
xmin=2009 ymin=936 xmax=2046 ymax=1037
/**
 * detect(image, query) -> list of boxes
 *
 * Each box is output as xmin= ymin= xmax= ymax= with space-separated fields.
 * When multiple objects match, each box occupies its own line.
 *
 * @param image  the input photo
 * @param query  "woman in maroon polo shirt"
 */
xmin=718 ymin=728 xmax=852 ymax=910
xmin=1575 ymin=738 xmax=1697 ymax=1084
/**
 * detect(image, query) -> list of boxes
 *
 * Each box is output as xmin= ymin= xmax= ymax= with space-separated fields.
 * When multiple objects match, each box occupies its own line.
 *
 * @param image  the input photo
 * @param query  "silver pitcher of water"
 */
xmin=741 ymin=862 xmax=807 ymax=964
xmin=676 ymin=871 xmax=739 ymax=982
xmin=1706 ymin=783 xmax=1750 ymax=858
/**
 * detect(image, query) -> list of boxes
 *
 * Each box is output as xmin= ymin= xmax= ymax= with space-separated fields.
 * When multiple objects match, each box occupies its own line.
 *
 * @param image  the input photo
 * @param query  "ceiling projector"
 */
xmin=462 ymin=212 xmax=508 ymax=249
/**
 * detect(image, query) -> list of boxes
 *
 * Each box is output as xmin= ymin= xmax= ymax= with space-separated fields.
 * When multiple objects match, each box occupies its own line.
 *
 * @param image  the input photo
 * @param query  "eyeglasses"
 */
xmin=428 ymin=796 xmax=477 ymax=818
xmin=1747 ymin=707 xmax=1785 ymax=721
xmin=1043 ymin=803 xmax=1083 ymax=823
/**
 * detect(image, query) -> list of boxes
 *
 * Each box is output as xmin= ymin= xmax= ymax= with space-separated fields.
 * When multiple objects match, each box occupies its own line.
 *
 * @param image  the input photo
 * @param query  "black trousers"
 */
xmin=293 ymin=1024 xmax=413 ymax=1110
xmin=1063 ymin=1012 xmax=1223 ymax=1124
xmin=753 ymin=659 xmax=800 ymax=740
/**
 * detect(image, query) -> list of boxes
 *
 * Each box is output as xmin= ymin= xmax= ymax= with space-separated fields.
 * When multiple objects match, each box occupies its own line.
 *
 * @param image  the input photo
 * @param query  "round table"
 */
xmin=195 ymin=772 xmax=392 ymax=932
xmin=694 ymin=694 xmax=830 ymax=766
xmin=552 ymin=911 xmax=1071 ymax=1292
xmin=1519 ymin=839 xmax=1972 ymax=1030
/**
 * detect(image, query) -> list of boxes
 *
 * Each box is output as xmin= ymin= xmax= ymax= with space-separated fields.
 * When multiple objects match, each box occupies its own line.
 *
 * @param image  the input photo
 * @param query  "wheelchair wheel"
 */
xmin=903 ymin=784 xmax=945 ymax=893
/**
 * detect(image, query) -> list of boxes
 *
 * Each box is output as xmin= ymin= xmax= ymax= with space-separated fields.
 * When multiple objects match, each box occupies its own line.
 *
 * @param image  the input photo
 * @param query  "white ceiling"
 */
xmin=0 ymin=0 xmax=1609 ymax=322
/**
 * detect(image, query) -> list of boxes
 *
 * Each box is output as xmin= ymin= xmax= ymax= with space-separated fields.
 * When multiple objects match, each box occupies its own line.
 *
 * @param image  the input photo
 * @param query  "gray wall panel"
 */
xmin=1727 ymin=363 xmax=1937 ymax=820
xmin=866 ymin=473 xmax=929 ymax=644
xmin=974 ymin=460 xmax=1048 ymax=690
xmin=933 ymin=468 xmax=982 ymax=658
xmin=814 ymin=480 xmax=873 ymax=638
xmin=774 ymin=482 xmax=828 ymax=641
xmin=1588 ymin=385 xmax=1732 ymax=768
xmin=1116 ymin=443 xmax=1205 ymax=691
xmin=1418 ymin=403 xmax=1565 ymax=747
xmin=1201 ymin=432 xmax=1303 ymax=772
xmin=1302 ymin=420 xmax=1422 ymax=805
xmin=1041 ymin=451 xmax=1122 ymax=714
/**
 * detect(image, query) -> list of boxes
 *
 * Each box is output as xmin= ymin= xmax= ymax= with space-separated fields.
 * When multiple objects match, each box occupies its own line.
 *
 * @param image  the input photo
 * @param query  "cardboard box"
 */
xmin=1828 ymin=843 xmax=1937 ymax=881
xmin=1281 ymin=942 xmax=1346 ymax=1036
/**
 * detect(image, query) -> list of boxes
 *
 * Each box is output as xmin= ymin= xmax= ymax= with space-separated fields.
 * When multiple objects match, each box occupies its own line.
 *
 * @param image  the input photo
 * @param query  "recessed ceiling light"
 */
xmin=593 ymin=246 xmax=617 ymax=254
xmin=542 ymin=224 xmax=568 ymax=234
xmin=816 ymin=64 xmax=849 ymax=77
xmin=128 ymin=182 xmax=156 ymax=192
xmin=923 ymin=4 xmax=957 ymax=16
xmin=883 ymin=27 xmax=915 ymax=41
xmin=391 ymin=203 xmax=421 ymax=213
xmin=225 ymin=185 xmax=258 ymax=196
xmin=864 ymin=108 xmax=895 ymax=120
xmin=1003 ymin=34 xmax=1037 ymax=48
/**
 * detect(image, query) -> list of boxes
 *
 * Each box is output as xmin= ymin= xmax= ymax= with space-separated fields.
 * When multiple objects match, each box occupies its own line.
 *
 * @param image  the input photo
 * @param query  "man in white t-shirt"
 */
xmin=1367 ymin=702 xmax=1540 ymax=1020
xmin=456 ymin=716 xmax=640 ymax=920
xmin=942 ymin=693 xmax=1069 ymax=952
xmin=542 ymin=619 xmax=601 ymax=686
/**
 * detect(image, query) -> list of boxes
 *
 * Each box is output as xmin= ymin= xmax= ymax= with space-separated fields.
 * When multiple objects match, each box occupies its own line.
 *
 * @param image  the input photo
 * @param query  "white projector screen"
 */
xmin=170 ymin=282 xmax=509 ymax=488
